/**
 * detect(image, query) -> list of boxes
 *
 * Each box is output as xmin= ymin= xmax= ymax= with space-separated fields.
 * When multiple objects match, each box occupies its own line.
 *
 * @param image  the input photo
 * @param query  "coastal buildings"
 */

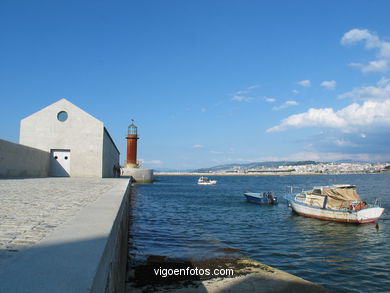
xmin=189 ymin=162 xmax=390 ymax=175
xmin=279 ymin=162 xmax=389 ymax=174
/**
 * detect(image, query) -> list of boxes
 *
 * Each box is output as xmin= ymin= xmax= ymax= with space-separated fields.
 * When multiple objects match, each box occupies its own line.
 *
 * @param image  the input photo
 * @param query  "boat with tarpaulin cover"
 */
xmin=284 ymin=184 xmax=384 ymax=223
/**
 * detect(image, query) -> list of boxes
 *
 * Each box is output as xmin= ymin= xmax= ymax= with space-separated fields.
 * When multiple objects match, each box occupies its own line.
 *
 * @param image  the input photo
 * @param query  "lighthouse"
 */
xmin=126 ymin=120 xmax=139 ymax=168
xmin=121 ymin=120 xmax=154 ymax=182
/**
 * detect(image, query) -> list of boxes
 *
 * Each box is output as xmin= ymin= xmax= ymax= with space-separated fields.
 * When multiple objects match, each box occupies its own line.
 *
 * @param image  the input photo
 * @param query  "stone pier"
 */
xmin=0 ymin=177 xmax=131 ymax=293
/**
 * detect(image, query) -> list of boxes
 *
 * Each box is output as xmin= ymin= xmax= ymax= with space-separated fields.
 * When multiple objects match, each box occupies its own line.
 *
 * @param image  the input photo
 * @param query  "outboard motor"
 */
xmin=269 ymin=192 xmax=278 ymax=204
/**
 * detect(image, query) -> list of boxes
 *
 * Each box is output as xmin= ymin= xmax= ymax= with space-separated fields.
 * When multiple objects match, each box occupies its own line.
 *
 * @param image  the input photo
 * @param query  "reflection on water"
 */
xmin=129 ymin=174 xmax=390 ymax=293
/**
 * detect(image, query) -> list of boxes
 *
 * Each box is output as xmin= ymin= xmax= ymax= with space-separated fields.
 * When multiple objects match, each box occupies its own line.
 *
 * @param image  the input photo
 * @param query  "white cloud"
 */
xmin=264 ymin=96 xmax=276 ymax=103
xmin=193 ymin=144 xmax=204 ymax=149
xmin=267 ymin=99 xmax=390 ymax=133
xmin=341 ymin=29 xmax=381 ymax=48
xmin=378 ymin=77 xmax=390 ymax=86
xmin=297 ymin=80 xmax=311 ymax=87
xmin=341 ymin=29 xmax=390 ymax=73
xmin=265 ymin=151 xmax=390 ymax=162
xmin=351 ymin=60 xmax=389 ymax=73
xmin=321 ymin=80 xmax=336 ymax=90
xmin=235 ymin=90 xmax=249 ymax=95
xmin=231 ymin=95 xmax=254 ymax=102
xmin=361 ymin=60 xmax=388 ymax=73
xmin=292 ymin=90 xmax=299 ymax=94
xmin=246 ymin=151 xmax=390 ymax=162
xmin=230 ymin=85 xmax=260 ymax=102
xmin=335 ymin=138 xmax=352 ymax=146
xmin=339 ymin=78 xmax=390 ymax=100
xmin=272 ymin=100 xmax=299 ymax=111
xmin=267 ymin=108 xmax=344 ymax=132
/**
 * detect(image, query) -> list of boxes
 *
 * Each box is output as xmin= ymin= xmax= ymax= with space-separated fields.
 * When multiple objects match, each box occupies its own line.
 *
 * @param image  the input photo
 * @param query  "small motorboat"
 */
xmin=284 ymin=184 xmax=384 ymax=223
xmin=198 ymin=176 xmax=217 ymax=185
xmin=244 ymin=191 xmax=278 ymax=205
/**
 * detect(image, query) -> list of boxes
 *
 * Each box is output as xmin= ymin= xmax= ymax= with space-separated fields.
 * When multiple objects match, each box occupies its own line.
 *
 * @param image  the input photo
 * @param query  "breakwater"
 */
xmin=0 ymin=178 xmax=131 ymax=293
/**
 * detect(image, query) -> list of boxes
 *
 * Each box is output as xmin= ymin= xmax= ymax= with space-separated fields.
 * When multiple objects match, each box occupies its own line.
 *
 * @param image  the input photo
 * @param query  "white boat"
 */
xmin=284 ymin=184 xmax=384 ymax=223
xmin=197 ymin=176 xmax=217 ymax=185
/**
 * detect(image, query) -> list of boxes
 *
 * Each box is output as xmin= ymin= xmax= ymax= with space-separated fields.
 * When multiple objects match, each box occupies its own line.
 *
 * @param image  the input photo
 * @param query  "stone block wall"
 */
xmin=91 ymin=181 xmax=131 ymax=293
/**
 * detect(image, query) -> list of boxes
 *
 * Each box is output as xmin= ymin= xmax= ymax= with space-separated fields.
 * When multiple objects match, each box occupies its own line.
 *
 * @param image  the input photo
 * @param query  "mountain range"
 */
xmin=194 ymin=161 xmax=319 ymax=172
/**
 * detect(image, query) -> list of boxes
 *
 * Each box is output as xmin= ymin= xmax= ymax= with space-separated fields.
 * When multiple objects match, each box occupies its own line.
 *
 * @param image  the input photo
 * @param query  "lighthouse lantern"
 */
xmin=128 ymin=121 xmax=137 ymax=135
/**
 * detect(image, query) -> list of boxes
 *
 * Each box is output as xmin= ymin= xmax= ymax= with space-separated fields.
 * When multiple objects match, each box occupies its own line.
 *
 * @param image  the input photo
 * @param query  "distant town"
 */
xmin=226 ymin=162 xmax=390 ymax=175
xmin=156 ymin=161 xmax=390 ymax=175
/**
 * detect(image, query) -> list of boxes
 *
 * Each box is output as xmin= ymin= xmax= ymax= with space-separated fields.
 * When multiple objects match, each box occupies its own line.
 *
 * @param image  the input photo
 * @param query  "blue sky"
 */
xmin=1 ymin=0 xmax=390 ymax=170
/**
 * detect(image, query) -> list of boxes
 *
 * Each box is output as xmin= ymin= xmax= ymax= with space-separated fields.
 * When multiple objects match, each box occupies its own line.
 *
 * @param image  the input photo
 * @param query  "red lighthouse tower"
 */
xmin=126 ymin=120 xmax=139 ymax=168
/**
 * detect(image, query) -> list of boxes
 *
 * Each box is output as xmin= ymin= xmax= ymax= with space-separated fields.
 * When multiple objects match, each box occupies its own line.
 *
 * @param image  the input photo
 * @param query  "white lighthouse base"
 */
xmin=121 ymin=167 xmax=154 ymax=183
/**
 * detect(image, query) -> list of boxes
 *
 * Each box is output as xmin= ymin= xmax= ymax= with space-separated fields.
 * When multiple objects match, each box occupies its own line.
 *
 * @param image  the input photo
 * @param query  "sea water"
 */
xmin=128 ymin=174 xmax=390 ymax=293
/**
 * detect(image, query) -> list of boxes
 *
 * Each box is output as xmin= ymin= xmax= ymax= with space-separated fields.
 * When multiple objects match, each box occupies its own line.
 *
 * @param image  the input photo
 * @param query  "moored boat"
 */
xmin=244 ymin=191 xmax=278 ymax=205
xmin=284 ymin=184 xmax=384 ymax=223
xmin=197 ymin=176 xmax=217 ymax=185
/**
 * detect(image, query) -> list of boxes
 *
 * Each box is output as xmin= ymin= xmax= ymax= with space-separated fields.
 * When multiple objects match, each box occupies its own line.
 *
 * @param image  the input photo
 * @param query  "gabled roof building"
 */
xmin=19 ymin=98 xmax=119 ymax=178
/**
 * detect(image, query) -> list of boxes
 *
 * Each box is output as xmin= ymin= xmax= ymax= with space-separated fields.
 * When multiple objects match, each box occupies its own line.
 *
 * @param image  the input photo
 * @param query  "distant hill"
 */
xmin=195 ymin=161 xmax=319 ymax=172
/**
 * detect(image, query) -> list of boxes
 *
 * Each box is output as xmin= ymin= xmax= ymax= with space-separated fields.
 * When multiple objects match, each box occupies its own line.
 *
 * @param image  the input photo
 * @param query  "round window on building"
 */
xmin=57 ymin=111 xmax=68 ymax=122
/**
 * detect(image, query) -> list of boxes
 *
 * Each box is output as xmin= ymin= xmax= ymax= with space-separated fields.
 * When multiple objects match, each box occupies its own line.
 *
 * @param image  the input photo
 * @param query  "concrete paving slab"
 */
xmin=0 ymin=178 xmax=131 ymax=293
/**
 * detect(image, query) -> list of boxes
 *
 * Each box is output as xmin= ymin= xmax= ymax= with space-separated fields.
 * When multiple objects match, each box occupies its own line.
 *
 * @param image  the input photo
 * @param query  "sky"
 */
xmin=1 ymin=0 xmax=390 ymax=170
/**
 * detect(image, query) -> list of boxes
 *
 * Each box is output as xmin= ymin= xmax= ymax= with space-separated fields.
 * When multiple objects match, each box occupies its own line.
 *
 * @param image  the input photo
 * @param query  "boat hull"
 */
xmin=244 ymin=193 xmax=278 ymax=205
xmin=198 ymin=181 xmax=217 ymax=185
xmin=286 ymin=195 xmax=384 ymax=223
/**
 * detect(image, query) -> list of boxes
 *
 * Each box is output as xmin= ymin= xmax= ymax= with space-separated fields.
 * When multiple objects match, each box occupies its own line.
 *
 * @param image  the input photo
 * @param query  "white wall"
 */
xmin=121 ymin=168 xmax=154 ymax=183
xmin=102 ymin=128 xmax=120 ymax=178
xmin=0 ymin=139 xmax=50 ymax=178
xmin=20 ymin=99 xmax=103 ymax=177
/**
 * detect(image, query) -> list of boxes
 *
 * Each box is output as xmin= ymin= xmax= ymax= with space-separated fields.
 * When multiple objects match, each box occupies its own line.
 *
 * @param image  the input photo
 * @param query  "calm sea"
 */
xmin=128 ymin=174 xmax=390 ymax=292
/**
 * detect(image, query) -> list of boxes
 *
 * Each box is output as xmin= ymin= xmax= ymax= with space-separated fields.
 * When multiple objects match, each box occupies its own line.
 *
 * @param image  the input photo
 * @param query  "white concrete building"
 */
xmin=19 ymin=98 xmax=120 ymax=178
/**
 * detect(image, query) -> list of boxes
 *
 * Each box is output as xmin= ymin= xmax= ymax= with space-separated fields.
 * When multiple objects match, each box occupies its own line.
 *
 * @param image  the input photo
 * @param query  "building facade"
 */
xmin=19 ymin=98 xmax=119 ymax=178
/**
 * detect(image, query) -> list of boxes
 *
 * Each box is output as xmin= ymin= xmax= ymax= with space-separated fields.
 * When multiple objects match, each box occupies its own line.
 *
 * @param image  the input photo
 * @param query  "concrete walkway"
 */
xmin=0 ymin=177 xmax=131 ymax=293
